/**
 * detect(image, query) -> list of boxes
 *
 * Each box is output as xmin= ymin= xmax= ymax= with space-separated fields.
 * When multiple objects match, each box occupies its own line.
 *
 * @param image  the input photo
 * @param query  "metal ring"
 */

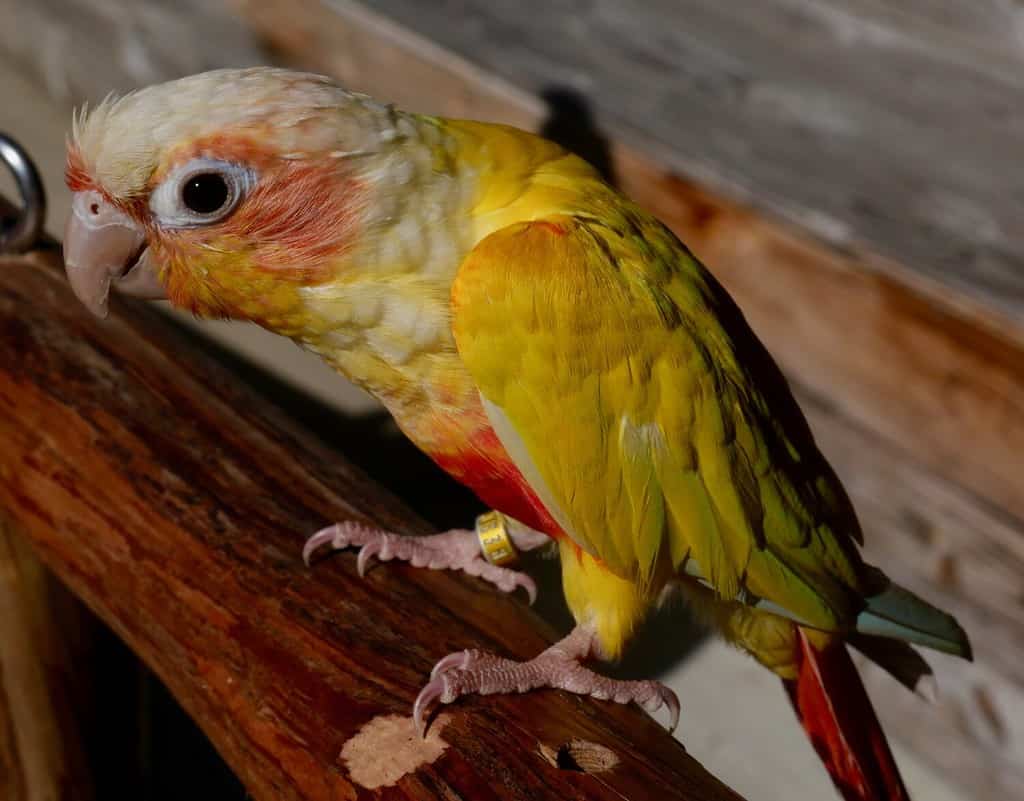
xmin=476 ymin=510 xmax=519 ymax=567
xmin=0 ymin=133 xmax=46 ymax=253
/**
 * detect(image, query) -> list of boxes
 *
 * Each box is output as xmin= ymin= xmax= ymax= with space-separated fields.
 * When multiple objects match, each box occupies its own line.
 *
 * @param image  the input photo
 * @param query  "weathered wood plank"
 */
xmin=0 ymin=249 xmax=744 ymax=801
xmin=360 ymin=0 xmax=1024 ymax=325
xmin=771 ymin=0 xmax=1024 ymax=77
xmin=0 ymin=0 xmax=263 ymax=101
xmin=0 ymin=206 xmax=95 ymax=801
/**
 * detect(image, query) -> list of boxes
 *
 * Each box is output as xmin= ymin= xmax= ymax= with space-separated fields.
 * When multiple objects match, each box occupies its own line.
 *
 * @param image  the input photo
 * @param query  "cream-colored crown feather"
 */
xmin=72 ymin=67 xmax=401 ymax=198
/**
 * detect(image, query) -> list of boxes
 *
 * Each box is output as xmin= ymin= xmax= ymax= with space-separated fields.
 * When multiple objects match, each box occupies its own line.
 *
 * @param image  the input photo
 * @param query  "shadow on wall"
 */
xmin=540 ymin=87 xmax=618 ymax=185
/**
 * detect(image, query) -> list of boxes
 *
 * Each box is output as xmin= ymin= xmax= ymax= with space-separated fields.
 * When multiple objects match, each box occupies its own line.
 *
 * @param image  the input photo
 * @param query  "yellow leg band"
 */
xmin=475 ymin=511 xmax=519 ymax=567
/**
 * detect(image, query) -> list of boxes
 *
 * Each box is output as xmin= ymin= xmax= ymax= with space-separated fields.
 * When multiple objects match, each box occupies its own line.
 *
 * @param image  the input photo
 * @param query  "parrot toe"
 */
xmin=429 ymin=649 xmax=475 ymax=680
xmin=413 ymin=630 xmax=681 ymax=737
xmin=302 ymin=521 xmax=537 ymax=603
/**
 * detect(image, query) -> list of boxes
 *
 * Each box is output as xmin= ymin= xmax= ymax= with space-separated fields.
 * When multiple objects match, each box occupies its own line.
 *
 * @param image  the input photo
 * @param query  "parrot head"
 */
xmin=63 ymin=67 xmax=416 ymax=329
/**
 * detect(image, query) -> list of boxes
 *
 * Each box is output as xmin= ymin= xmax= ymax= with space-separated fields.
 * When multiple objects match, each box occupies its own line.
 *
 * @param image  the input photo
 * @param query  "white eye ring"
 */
xmin=149 ymin=158 xmax=256 ymax=228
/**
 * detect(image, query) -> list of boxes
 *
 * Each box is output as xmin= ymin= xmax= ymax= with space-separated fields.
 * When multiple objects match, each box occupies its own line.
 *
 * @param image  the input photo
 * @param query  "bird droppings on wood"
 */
xmin=339 ymin=713 xmax=452 ymax=789
xmin=538 ymin=739 xmax=620 ymax=774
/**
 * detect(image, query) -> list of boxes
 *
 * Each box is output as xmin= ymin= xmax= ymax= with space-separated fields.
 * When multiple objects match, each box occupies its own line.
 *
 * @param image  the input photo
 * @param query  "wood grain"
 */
xmin=0 ymin=249 xmax=744 ymax=801
xmin=0 ymin=197 xmax=95 ymax=801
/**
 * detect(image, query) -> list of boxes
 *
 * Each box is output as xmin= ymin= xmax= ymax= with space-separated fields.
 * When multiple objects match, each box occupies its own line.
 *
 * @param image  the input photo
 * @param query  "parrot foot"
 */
xmin=302 ymin=521 xmax=537 ymax=604
xmin=414 ymin=625 xmax=680 ymax=737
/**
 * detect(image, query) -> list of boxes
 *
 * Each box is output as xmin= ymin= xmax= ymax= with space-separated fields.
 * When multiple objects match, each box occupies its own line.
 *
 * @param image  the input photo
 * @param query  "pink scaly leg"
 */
xmin=302 ymin=520 xmax=539 ymax=603
xmin=414 ymin=624 xmax=680 ymax=737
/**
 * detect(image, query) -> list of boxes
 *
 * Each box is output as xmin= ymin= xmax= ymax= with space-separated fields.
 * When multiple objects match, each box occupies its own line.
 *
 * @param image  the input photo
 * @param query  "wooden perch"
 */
xmin=0 ymin=247 xmax=744 ymax=801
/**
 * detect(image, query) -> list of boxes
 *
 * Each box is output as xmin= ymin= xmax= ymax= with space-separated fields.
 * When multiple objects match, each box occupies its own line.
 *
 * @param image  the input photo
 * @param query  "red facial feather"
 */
xmin=147 ymin=137 xmax=368 ymax=319
xmin=70 ymin=131 xmax=364 ymax=283
xmin=228 ymin=161 xmax=365 ymax=281
xmin=155 ymin=132 xmax=365 ymax=282
xmin=157 ymin=132 xmax=282 ymax=182
xmin=64 ymin=146 xmax=93 ymax=193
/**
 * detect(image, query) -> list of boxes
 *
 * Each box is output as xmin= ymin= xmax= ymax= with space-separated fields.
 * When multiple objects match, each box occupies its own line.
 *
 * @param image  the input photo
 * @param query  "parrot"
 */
xmin=62 ymin=68 xmax=970 ymax=801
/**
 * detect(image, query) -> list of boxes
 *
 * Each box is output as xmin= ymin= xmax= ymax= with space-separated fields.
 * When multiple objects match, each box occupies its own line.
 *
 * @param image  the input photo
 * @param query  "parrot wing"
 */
xmin=451 ymin=211 xmax=866 ymax=631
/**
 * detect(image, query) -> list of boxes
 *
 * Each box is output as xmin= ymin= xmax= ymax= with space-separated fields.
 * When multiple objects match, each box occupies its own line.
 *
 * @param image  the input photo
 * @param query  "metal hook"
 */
xmin=0 ymin=133 xmax=46 ymax=253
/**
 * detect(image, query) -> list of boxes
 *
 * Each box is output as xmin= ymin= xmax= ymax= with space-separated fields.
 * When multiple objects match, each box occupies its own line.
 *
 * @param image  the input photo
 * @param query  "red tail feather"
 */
xmin=784 ymin=629 xmax=910 ymax=801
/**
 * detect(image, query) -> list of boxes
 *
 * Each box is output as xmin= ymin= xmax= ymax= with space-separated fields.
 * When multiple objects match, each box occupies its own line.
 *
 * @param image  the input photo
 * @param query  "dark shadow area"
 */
xmin=527 ymin=551 xmax=708 ymax=679
xmin=45 ymin=583 xmax=243 ymax=801
xmin=90 ymin=624 xmax=244 ymax=800
xmin=540 ymin=86 xmax=617 ymax=186
xmin=168 ymin=320 xmax=486 ymax=532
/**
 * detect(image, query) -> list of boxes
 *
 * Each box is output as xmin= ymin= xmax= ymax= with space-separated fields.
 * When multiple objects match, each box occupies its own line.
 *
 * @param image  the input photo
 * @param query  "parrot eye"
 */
xmin=149 ymin=158 xmax=256 ymax=228
xmin=182 ymin=173 xmax=229 ymax=215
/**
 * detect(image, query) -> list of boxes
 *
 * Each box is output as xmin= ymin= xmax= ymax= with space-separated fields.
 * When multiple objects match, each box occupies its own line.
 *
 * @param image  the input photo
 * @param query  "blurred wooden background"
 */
xmin=0 ymin=1 xmax=1021 ymax=800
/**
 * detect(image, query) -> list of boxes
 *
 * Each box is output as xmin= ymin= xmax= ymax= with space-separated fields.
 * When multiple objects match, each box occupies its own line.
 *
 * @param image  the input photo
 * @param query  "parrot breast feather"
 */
xmin=450 ymin=212 xmax=866 ymax=631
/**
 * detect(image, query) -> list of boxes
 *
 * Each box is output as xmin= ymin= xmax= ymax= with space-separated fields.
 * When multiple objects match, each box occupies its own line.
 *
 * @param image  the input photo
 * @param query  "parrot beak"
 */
xmin=63 ymin=190 xmax=167 ymax=318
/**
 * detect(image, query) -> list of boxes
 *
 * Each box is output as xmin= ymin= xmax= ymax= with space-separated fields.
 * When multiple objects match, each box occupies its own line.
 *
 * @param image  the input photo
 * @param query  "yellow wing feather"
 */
xmin=451 ymin=206 xmax=867 ymax=641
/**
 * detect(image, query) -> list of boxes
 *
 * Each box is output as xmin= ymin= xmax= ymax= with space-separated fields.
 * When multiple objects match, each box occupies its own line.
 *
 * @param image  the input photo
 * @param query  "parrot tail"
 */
xmin=855 ymin=569 xmax=971 ymax=659
xmin=784 ymin=628 xmax=911 ymax=801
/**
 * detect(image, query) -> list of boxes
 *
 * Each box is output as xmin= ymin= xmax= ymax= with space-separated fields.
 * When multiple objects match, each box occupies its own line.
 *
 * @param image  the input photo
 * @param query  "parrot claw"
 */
xmin=414 ymin=674 xmax=448 ymax=738
xmin=302 ymin=522 xmax=538 ymax=603
xmin=301 ymin=527 xmax=337 ymax=566
xmin=430 ymin=649 xmax=475 ymax=680
xmin=643 ymin=685 xmax=681 ymax=734
xmin=413 ymin=627 xmax=681 ymax=738
xmin=356 ymin=540 xmax=382 ymax=577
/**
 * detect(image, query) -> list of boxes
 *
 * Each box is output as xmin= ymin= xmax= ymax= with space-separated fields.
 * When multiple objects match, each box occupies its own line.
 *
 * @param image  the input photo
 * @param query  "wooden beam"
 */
xmin=0 ymin=249 xmax=744 ymax=801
